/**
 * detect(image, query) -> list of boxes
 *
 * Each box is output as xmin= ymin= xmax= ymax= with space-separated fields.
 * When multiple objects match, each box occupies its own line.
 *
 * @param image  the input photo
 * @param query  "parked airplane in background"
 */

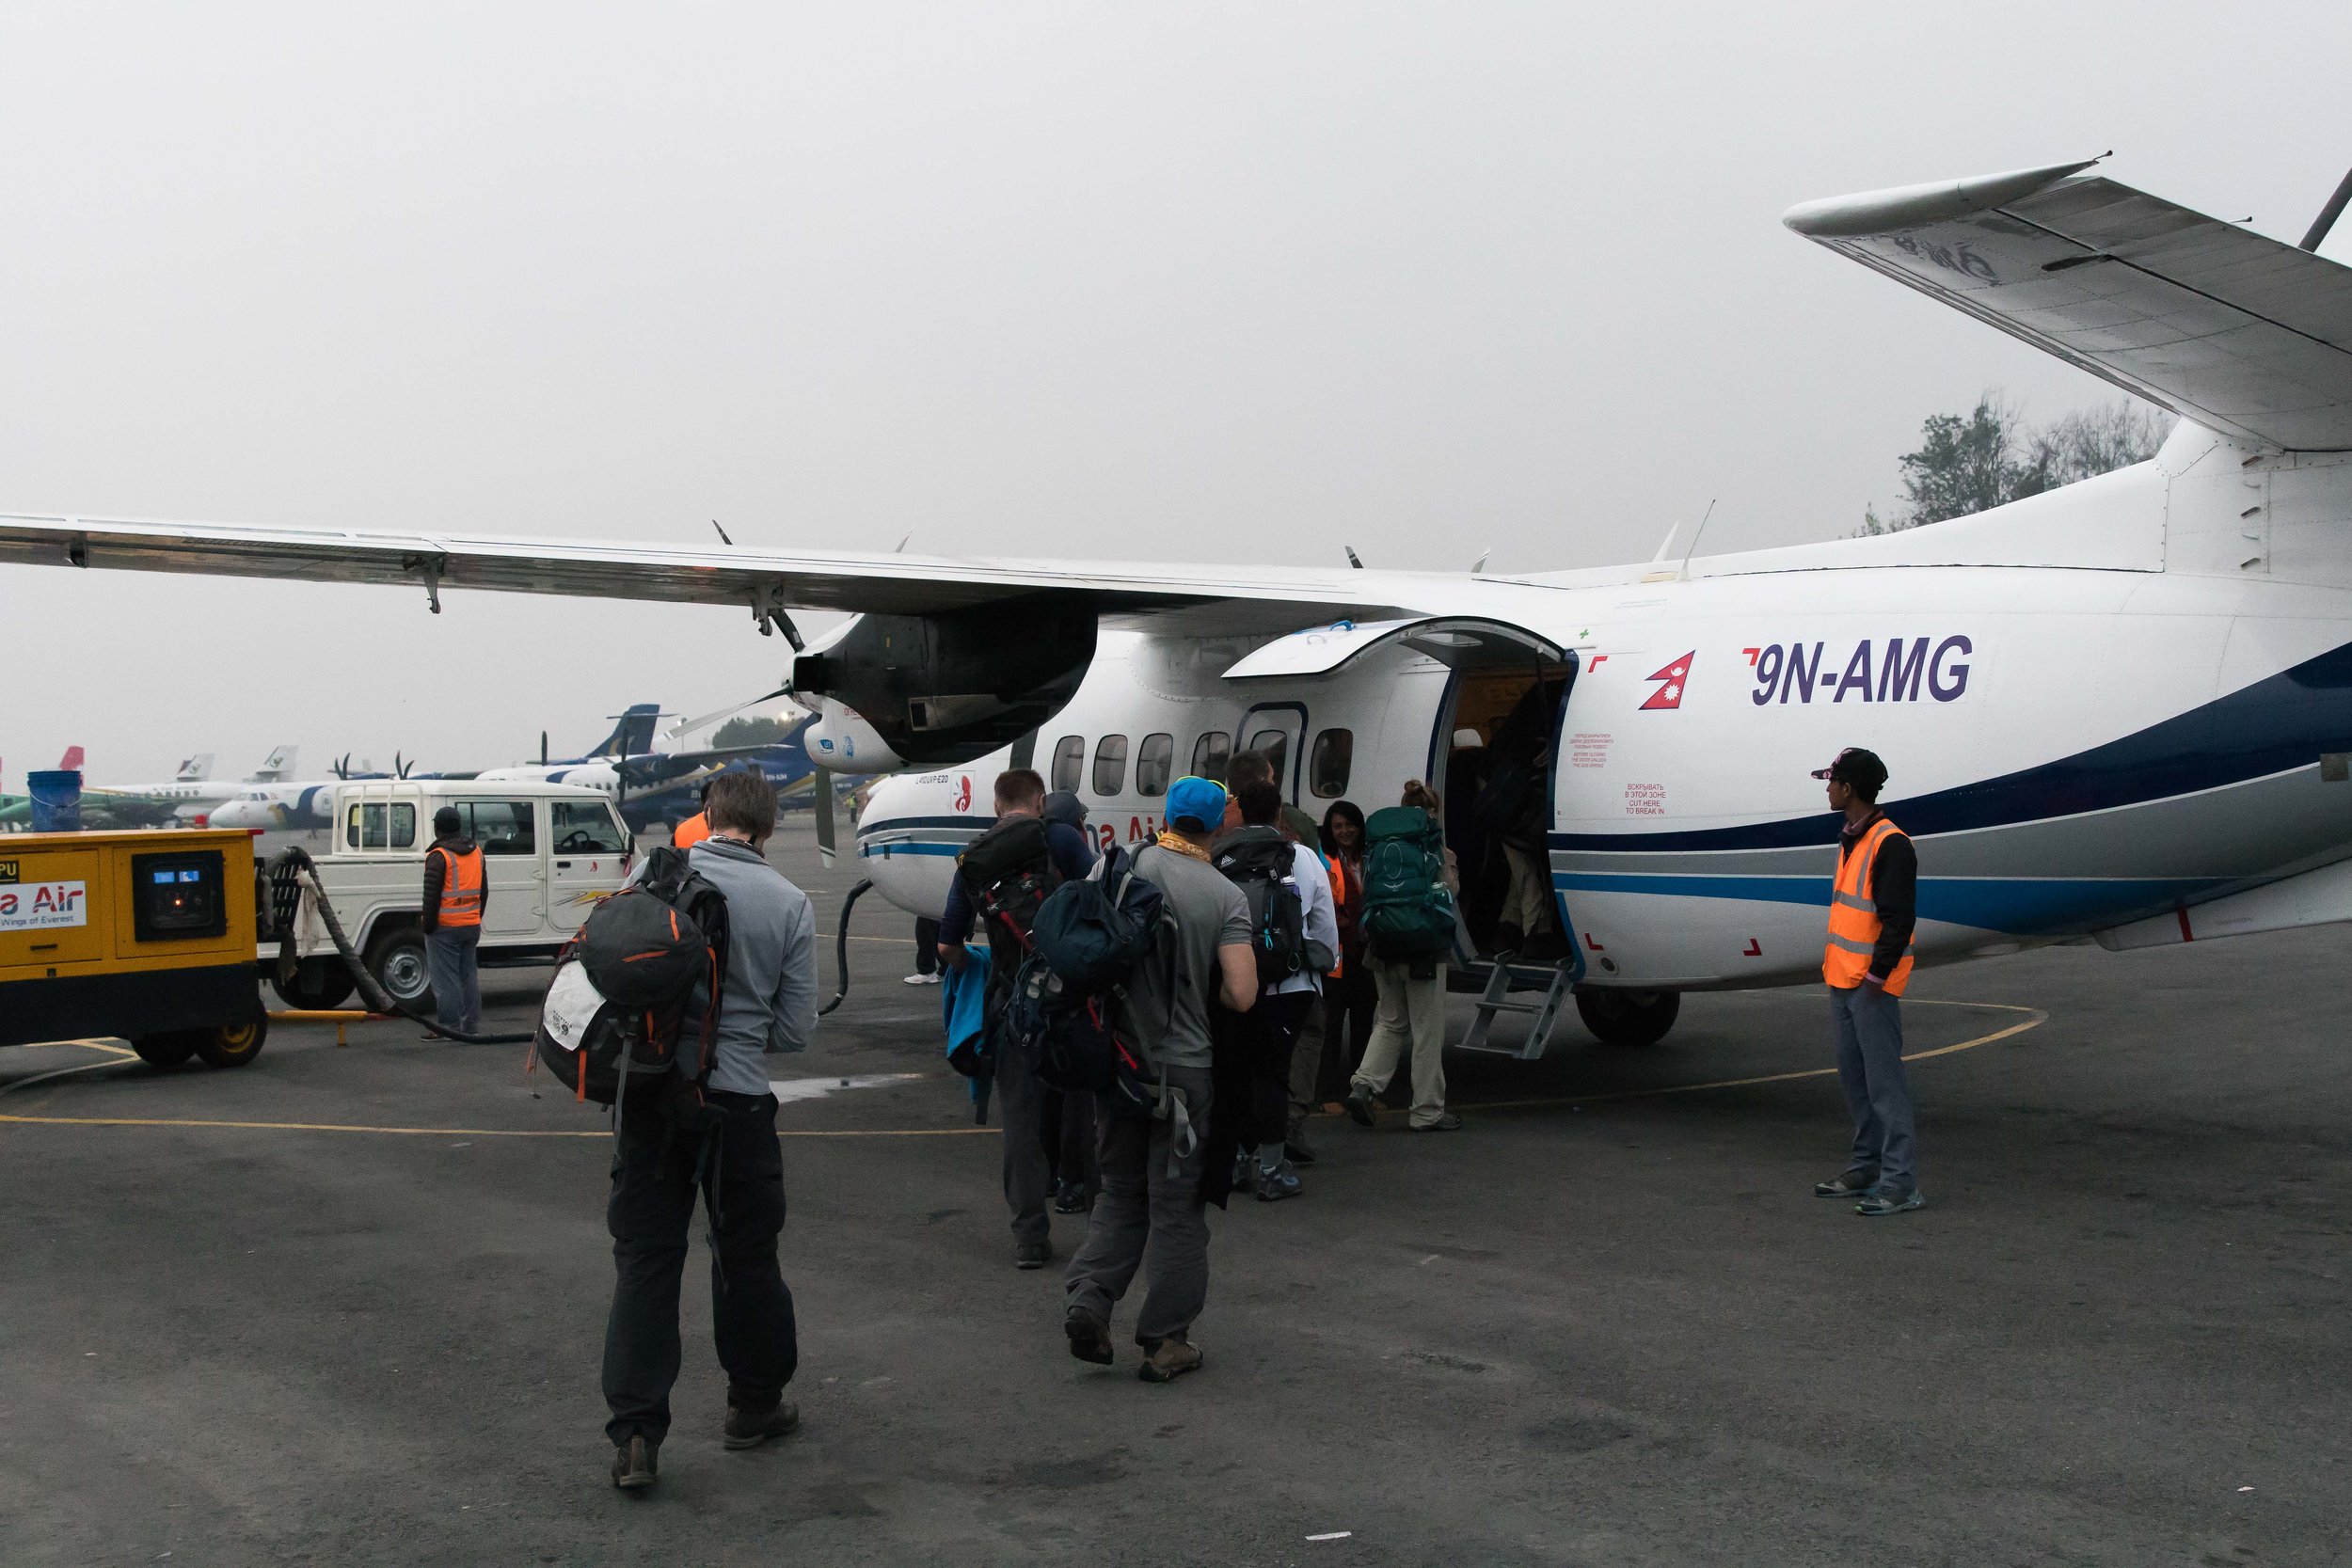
xmin=8 ymin=155 xmax=2352 ymax=1050
xmin=1 ymin=745 xmax=300 ymax=829
xmin=475 ymin=699 xmax=818 ymax=834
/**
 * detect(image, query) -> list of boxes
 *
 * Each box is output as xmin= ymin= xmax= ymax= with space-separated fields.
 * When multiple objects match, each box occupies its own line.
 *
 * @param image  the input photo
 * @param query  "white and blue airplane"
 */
xmin=7 ymin=156 xmax=2352 ymax=1046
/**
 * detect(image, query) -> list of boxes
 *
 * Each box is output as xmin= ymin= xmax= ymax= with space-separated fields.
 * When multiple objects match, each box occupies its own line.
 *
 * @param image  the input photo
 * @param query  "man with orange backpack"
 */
xmin=1809 ymin=748 xmax=1923 ymax=1217
xmin=419 ymin=805 xmax=485 ymax=1037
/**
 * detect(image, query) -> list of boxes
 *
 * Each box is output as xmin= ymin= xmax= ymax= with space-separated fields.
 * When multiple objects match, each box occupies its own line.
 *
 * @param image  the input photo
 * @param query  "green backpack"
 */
xmin=1360 ymin=806 xmax=1456 ymax=961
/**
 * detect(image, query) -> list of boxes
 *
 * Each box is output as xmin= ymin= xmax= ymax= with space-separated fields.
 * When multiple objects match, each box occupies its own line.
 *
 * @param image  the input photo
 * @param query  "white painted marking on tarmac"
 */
xmin=768 ymin=1071 xmax=925 ymax=1104
xmin=1307 ymin=1531 xmax=1352 ymax=1542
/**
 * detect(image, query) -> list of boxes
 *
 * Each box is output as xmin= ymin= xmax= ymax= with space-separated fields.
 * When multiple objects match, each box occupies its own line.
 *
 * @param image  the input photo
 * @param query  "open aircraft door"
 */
xmin=1225 ymin=617 xmax=1580 ymax=961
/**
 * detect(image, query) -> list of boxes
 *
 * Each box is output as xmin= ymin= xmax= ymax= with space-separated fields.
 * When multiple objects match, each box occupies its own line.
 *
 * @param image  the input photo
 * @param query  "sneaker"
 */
xmin=1255 ymin=1161 xmax=1304 ymax=1202
xmin=1284 ymin=1125 xmax=1318 ymax=1165
xmin=1814 ymin=1168 xmax=1879 ymax=1199
xmin=722 ymin=1402 xmax=801 ymax=1450
xmin=611 ymin=1435 xmax=659 ymax=1492
xmin=1856 ymin=1188 xmax=1926 ymax=1217
xmin=1137 ymin=1338 xmax=1204 ymax=1384
xmin=1014 ymin=1237 xmax=1054 ymax=1270
xmin=1343 ymin=1086 xmax=1376 ymax=1128
xmin=901 ymin=972 xmax=941 ymax=986
xmin=1232 ymin=1149 xmax=1254 ymax=1189
xmin=1053 ymin=1179 xmax=1090 ymax=1215
xmin=1064 ymin=1307 xmax=1114 ymax=1366
xmin=1410 ymin=1111 xmax=1464 ymax=1132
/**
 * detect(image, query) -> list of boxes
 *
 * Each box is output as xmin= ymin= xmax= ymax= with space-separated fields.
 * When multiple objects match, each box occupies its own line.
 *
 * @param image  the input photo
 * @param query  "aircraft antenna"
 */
xmin=1677 ymin=499 xmax=1719 ymax=579
xmin=710 ymin=519 xmax=735 ymax=546
xmin=1471 ymin=546 xmax=1492 ymax=574
xmin=2300 ymin=165 xmax=2352 ymax=251
xmin=1344 ymin=546 xmax=1363 ymax=569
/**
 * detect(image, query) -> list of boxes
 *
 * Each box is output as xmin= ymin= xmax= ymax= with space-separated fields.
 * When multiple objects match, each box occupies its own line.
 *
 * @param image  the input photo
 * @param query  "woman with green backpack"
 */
xmin=1343 ymin=780 xmax=1464 ymax=1132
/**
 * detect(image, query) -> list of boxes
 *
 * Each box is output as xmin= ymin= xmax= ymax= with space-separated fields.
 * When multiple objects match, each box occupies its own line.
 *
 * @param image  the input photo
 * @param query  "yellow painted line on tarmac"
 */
xmin=1469 ymin=999 xmax=2047 ymax=1114
xmin=0 ymin=1113 xmax=997 ymax=1139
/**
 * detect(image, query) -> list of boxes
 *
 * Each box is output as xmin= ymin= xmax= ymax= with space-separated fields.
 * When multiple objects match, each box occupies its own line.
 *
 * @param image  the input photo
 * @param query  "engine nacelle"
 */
xmin=790 ymin=593 xmax=1095 ymax=768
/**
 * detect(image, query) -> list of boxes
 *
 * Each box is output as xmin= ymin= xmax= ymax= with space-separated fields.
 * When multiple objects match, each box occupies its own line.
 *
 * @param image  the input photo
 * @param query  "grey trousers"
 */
xmin=1064 ymin=1064 xmax=1213 ymax=1346
xmin=425 ymin=926 xmax=481 ymax=1034
xmin=1353 ymin=959 xmax=1450 ymax=1127
xmin=993 ymin=1019 xmax=1053 ymax=1245
xmin=1830 ymin=982 xmax=1915 ymax=1194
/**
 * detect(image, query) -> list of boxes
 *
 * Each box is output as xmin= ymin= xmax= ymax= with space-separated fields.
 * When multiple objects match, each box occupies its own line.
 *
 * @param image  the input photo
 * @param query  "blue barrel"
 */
xmin=27 ymin=769 xmax=83 ymax=832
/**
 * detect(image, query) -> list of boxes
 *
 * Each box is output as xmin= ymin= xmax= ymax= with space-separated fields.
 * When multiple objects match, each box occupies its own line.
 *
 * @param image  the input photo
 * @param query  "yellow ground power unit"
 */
xmin=0 ymin=828 xmax=269 ymax=1068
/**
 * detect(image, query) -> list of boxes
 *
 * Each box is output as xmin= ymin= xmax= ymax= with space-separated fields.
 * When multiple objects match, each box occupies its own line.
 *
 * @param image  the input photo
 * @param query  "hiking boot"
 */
xmin=1053 ymin=1179 xmax=1090 ymax=1215
xmin=1856 ymin=1188 xmax=1926 ymax=1217
xmin=1137 ymin=1338 xmax=1203 ymax=1384
xmin=723 ymin=1402 xmax=801 ymax=1450
xmin=1343 ymin=1086 xmax=1376 ymax=1128
xmin=1410 ymin=1111 xmax=1463 ymax=1132
xmin=1015 ymin=1237 xmax=1054 ymax=1270
xmin=1814 ymin=1167 xmax=1879 ymax=1199
xmin=611 ymin=1435 xmax=659 ymax=1492
xmin=1064 ymin=1307 xmax=1114 ymax=1366
xmin=1255 ymin=1161 xmax=1304 ymax=1202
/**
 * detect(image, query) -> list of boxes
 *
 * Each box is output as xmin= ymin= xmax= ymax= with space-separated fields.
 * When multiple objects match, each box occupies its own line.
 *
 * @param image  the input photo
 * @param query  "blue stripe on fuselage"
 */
xmin=1553 ymin=871 xmax=2226 ymax=932
xmin=1551 ymin=638 xmax=2352 ymax=854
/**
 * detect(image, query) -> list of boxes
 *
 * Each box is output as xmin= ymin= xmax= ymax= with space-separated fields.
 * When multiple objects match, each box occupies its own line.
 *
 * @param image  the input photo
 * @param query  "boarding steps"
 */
xmin=1454 ymin=956 xmax=1579 ymax=1060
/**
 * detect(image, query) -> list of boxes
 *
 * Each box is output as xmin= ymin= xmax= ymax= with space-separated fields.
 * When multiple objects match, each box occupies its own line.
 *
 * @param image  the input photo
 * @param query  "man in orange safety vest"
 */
xmin=1810 ymin=748 xmax=1922 ymax=1217
xmin=420 ymin=804 xmax=486 ymax=1037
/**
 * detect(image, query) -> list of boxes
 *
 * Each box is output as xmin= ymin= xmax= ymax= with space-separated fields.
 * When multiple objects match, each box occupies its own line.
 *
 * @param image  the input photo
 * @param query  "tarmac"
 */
xmin=2 ymin=818 xmax=2346 ymax=1566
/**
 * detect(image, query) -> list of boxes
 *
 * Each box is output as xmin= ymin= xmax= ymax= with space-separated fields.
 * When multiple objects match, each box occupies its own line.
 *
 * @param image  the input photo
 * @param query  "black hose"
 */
xmin=818 ymin=878 xmax=875 ymax=1017
xmin=268 ymin=847 xmax=535 ymax=1045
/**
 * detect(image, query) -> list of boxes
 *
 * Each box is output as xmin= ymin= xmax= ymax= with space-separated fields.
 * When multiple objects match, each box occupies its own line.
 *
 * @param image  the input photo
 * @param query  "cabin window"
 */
xmin=458 ymin=800 xmax=537 ymax=856
xmin=551 ymin=800 xmax=628 ymax=853
xmin=1092 ymin=735 xmax=1130 ymax=797
xmin=1246 ymin=728 xmax=1291 ymax=791
xmin=1136 ymin=733 xmax=1174 ymax=797
xmin=344 ymin=801 xmax=416 ymax=851
xmin=1191 ymin=730 xmax=1232 ymax=784
xmin=1051 ymin=736 xmax=1085 ymax=793
xmin=1309 ymin=729 xmax=1354 ymax=799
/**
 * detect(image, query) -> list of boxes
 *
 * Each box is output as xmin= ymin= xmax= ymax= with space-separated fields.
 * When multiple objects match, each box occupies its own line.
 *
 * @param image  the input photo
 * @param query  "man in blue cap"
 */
xmin=1063 ymin=775 xmax=1257 ymax=1383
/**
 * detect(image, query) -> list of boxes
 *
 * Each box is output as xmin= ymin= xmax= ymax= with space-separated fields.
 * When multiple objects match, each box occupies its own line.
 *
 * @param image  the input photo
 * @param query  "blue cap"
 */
xmin=1164 ymin=775 xmax=1228 ymax=832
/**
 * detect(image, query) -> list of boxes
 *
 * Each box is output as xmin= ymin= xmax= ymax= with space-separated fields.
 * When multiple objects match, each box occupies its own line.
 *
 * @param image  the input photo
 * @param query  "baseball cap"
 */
xmin=1164 ymin=775 xmax=1228 ymax=832
xmin=1810 ymin=747 xmax=1888 ymax=794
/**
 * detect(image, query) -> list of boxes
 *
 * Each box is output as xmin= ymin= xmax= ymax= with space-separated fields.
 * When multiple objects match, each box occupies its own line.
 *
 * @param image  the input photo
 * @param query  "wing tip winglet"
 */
xmin=1781 ymin=155 xmax=2107 ymax=240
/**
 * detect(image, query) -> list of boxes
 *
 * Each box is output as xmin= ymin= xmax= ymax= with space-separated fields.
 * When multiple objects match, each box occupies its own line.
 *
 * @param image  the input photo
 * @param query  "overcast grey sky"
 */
xmin=5 ymin=2 xmax=2350 ymax=783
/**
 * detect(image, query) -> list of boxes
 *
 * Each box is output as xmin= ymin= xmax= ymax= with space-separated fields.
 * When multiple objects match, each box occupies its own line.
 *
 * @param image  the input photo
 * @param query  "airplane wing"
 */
xmin=1785 ymin=160 xmax=2352 ymax=451
xmin=0 ymin=513 xmax=1422 ymax=636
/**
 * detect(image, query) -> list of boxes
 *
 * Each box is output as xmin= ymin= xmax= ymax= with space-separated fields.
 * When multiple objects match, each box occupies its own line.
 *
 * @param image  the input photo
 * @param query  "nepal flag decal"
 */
xmin=1640 ymin=652 xmax=1695 ymax=711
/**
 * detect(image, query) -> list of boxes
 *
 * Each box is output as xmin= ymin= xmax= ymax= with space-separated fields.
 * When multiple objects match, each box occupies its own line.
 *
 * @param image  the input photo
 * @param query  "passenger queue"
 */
xmin=552 ymin=746 xmax=1923 ymax=1493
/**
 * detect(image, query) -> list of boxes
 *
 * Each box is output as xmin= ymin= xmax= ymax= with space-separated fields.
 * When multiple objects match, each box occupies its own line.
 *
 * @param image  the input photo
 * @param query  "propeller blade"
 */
xmin=814 ymin=766 xmax=837 ymax=867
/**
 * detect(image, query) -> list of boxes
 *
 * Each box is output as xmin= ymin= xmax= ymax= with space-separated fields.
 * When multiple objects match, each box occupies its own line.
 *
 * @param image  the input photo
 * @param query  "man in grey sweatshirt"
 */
xmin=605 ymin=769 xmax=818 ymax=1493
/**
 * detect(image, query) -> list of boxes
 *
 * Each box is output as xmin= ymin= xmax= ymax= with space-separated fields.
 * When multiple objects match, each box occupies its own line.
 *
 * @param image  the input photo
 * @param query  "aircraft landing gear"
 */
xmin=1575 ymin=988 xmax=1680 ymax=1048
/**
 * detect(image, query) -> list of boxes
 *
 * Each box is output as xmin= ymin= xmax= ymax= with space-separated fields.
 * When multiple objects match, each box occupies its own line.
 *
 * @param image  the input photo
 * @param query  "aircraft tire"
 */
xmin=194 ymin=1015 xmax=269 ymax=1069
xmin=1575 ymin=989 xmax=1679 ymax=1048
xmin=271 ymin=964 xmax=357 ymax=1012
xmin=365 ymin=928 xmax=435 ymax=1012
xmin=131 ymin=1033 xmax=199 ymax=1069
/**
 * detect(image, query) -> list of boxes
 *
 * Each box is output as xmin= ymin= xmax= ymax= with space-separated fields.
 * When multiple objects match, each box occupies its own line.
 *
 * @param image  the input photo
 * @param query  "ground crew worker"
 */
xmin=671 ymin=778 xmax=715 ymax=849
xmin=419 ymin=805 xmax=485 ymax=1037
xmin=1811 ymin=747 xmax=1923 ymax=1216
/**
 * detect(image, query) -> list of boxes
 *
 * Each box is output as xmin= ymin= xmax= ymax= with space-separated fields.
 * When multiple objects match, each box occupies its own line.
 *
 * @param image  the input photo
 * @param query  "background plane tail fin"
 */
xmin=58 ymin=745 xmax=86 ymax=771
xmin=592 ymin=704 xmax=661 ymax=759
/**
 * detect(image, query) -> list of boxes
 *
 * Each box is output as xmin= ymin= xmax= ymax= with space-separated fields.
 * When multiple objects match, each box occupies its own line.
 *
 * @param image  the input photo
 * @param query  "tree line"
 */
xmin=1861 ymin=393 xmax=2170 ymax=534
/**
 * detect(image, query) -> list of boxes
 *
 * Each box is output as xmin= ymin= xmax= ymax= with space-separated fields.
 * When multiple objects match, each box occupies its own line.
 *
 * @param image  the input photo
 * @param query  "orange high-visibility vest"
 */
xmin=1823 ymin=816 xmax=1912 ymax=995
xmin=673 ymin=813 xmax=711 ymax=850
xmin=1326 ymin=853 xmax=1351 ymax=977
xmin=431 ymin=844 xmax=485 ymax=927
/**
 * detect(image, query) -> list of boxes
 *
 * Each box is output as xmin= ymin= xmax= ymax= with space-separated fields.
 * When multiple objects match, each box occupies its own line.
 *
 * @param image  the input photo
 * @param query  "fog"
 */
xmin=4 ymin=2 xmax=2348 ymax=781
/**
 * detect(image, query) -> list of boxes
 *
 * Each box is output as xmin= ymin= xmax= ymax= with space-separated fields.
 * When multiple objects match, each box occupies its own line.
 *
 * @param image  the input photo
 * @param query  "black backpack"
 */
xmin=1213 ymin=828 xmax=1306 ymax=987
xmin=958 ymin=816 xmax=1059 ymax=957
xmin=533 ymin=846 xmax=730 ymax=1109
xmin=1008 ymin=844 xmax=1180 ymax=1123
